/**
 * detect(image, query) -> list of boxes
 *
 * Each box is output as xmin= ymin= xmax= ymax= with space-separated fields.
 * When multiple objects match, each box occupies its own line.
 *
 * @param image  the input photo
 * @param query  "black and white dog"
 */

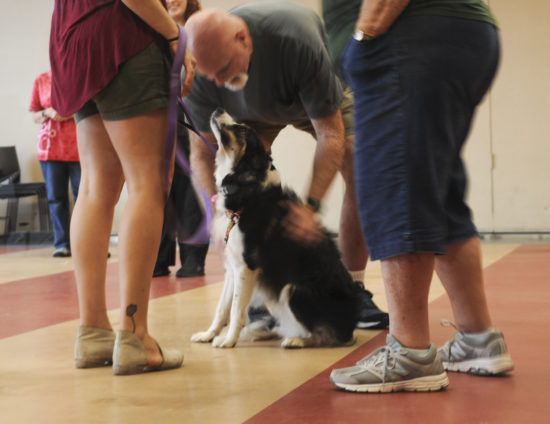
xmin=191 ymin=109 xmax=359 ymax=348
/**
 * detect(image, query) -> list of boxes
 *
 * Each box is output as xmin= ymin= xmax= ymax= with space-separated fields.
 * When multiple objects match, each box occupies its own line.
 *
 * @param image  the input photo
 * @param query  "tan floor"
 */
xmin=0 ymin=242 xmax=521 ymax=423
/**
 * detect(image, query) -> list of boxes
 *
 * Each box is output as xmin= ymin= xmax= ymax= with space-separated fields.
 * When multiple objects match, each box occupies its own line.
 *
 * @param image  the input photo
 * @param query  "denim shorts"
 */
xmin=343 ymin=15 xmax=500 ymax=260
xmin=74 ymin=40 xmax=170 ymax=124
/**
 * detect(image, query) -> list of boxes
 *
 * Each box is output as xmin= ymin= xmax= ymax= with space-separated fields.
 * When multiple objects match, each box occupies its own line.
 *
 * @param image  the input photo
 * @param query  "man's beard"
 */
xmin=224 ymin=73 xmax=249 ymax=91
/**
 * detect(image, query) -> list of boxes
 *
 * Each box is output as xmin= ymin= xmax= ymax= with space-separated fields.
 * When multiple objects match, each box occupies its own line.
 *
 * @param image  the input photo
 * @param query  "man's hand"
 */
xmin=283 ymin=202 xmax=324 ymax=244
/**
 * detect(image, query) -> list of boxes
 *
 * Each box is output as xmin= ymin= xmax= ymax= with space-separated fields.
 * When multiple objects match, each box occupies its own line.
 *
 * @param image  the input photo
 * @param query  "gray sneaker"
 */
xmin=330 ymin=334 xmax=449 ymax=393
xmin=438 ymin=321 xmax=514 ymax=376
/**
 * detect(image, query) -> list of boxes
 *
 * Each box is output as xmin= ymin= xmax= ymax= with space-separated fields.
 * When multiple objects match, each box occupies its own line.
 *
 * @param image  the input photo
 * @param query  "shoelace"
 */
xmin=440 ymin=318 xmax=458 ymax=330
xmin=440 ymin=319 xmax=460 ymax=362
xmin=357 ymin=345 xmax=408 ymax=383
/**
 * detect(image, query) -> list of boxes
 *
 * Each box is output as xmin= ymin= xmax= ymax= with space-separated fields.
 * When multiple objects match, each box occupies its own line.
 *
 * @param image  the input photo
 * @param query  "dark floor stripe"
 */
xmin=0 ymin=247 xmax=36 ymax=254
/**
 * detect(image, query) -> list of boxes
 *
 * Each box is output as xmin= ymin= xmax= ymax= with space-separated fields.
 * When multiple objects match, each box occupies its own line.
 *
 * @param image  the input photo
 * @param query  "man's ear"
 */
xmin=235 ymin=28 xmax=247 ymax=43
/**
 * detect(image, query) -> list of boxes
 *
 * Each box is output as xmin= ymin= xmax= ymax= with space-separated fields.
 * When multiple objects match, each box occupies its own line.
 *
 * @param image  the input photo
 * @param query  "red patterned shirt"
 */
xmin=29 ymin=71 xmax=79 ymax=162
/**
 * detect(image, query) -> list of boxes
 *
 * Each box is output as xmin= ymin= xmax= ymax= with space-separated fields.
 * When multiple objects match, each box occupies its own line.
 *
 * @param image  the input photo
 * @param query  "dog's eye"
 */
xmin=220 ymin=131 xmax=232 ymax=145
xmin=231 ymin=125 xmax=245 ymax=135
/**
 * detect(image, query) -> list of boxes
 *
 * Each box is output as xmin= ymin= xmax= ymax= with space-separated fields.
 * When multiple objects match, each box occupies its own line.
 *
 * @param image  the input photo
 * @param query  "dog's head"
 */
xmin=210 ymin=109 xmax=280 ymax=209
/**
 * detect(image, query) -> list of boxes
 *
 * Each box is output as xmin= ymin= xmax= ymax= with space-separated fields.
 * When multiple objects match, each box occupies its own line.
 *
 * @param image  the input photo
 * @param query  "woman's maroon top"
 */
xmin=49 ymin=0 xmax=162 ymax=116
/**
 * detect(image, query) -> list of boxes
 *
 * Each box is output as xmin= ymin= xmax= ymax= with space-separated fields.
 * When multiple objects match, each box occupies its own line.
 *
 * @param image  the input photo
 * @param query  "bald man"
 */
xmin=183 ymin=0 xmax=388 ymax=330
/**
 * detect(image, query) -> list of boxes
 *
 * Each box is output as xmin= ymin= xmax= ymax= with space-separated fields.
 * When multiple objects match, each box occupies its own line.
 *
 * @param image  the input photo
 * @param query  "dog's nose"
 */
xmin=210 ymin=108 xmax=226 ymax=133
xmin=211 ymin=109 xmax=236 ymax=131
xmin=213 ymin=108 xmax=226 ymax=121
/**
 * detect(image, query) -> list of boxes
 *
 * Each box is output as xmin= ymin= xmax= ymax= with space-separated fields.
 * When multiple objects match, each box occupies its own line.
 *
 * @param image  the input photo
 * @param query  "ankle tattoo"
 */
xmin=126 ymin=304 xmax=137 ymax=333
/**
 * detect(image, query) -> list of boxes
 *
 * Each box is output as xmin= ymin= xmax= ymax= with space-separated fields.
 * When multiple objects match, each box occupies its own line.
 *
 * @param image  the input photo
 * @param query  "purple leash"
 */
xmin=178 ymin=97 xmax=217 ymax=155
xmin=165 ymin=25 xmax=214 ymax=245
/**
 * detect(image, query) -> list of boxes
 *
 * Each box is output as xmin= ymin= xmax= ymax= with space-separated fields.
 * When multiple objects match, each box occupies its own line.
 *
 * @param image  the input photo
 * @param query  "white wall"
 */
xmin=1 ymin=1 xmax=54 ymax=182
xmin=0 ymin=2 xmax=55 ymax=230
xmin=462 ymin=0 xmax=550 ymax=232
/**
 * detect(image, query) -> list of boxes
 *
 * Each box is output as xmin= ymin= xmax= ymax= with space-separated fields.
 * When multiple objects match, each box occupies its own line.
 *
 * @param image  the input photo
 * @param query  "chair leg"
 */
xmin=6 ymin=197 xmax=18 ymax=233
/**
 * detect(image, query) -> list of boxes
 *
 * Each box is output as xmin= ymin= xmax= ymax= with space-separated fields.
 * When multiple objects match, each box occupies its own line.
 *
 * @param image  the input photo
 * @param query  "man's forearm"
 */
xmin=356 ymin=0 xmax=410 ymax=37
xmin=309 ymin=110 xmax=346 ymax=203
xmin=189 ymin=131 xmax=218 ymax=198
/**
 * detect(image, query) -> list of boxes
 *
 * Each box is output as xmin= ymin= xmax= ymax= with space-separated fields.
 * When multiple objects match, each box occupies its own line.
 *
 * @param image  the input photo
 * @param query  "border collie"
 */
xmin=190 ymin=109 xmax=359 ymax=348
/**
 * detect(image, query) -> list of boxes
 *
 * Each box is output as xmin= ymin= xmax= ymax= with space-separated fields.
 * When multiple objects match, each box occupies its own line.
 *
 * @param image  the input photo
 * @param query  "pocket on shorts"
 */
xmin=342 ymin=33 xmax=394 ymax=87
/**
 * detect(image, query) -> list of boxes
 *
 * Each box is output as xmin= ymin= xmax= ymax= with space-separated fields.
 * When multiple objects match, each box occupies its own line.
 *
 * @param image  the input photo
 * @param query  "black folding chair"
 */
xmin=0 ymin=146 xmax=51 ymax=233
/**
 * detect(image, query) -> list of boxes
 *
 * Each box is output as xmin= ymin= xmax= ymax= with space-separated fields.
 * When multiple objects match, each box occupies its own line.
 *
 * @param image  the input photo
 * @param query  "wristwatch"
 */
xmin=353 ymin=29 xmax=374 ymax=42
xmin=306 ymin=196 xmax=322 ymax=213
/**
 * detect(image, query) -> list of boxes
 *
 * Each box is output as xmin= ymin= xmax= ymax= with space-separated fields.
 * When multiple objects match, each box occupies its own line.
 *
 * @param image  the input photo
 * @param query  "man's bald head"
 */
xmin=185 ymin=8 xmax=253 ymax=89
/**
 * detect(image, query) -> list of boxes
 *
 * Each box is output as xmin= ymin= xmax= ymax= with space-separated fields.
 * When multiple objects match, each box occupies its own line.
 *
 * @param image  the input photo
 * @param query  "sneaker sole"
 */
xmin=357 ymin=315 xmax=390 ymax=330
xmin=442 ymin=354 xmax=514 ymax=376
xmin=356 ymin=320 xmax=388 ymax=330
xmin=331 ymin=372 xmax=449 ymax=393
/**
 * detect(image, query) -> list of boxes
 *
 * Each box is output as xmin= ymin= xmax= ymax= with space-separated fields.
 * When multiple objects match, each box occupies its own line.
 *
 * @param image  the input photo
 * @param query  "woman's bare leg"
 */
xmin=104 ymin=108 xmax=169 ymax=366
xmin=72 ymin=115 xmax=125 ymax=331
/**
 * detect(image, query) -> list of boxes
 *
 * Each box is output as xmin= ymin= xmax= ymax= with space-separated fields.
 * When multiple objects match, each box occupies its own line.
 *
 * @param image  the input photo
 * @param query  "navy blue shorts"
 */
xmin=343 ymin=15 xmax=500 ymax=260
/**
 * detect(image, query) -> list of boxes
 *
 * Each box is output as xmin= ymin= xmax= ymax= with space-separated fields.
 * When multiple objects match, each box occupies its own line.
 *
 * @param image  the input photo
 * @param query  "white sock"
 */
xmin=464 ymin=328 xmax=496 ymax=343
xmin=406 ymin=347 xmax=431 ymax=356
xmin=349 ymin=270 xmax=365 ymax=283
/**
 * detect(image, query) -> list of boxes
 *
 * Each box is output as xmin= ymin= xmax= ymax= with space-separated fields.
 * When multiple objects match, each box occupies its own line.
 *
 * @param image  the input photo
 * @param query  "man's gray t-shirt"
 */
xmin=184 ymin=0 xmax=344 ymax=132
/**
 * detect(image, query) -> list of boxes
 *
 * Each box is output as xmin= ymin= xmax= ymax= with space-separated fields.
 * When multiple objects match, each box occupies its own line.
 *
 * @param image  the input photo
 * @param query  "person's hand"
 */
xmin=44 ymin=107 xmax=60 ymax=121
xmin=283 ymin=202 xmax=324 ymax=244
xmin=46 ymin=107 xmax=73 ymax=121
xmin=50 ymin=110 xmax=63 ymax=121
xmin=181 ymin=48 xmax=196 ymax=97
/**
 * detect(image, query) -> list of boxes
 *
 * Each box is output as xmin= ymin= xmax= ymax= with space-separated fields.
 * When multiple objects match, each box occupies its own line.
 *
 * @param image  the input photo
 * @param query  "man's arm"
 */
xmin=356 ymin=0 xmax=410 ymax=37
xmin=282 ymin=108 xmax=345 ymax=244
xmin=308 ymin=108 xmax=346 ymax=203
xmin=189 ymin=130 xmax=218 ymax=198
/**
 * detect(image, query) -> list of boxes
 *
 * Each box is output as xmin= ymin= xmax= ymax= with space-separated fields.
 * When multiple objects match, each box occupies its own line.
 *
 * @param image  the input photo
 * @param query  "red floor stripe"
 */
xmin=0 ymin=247 xmax=37 ymax=254
xmin=245 ymin=244 xmax=550 ymax=424
xmin=0 ymin=253 xmax=223 ymax=339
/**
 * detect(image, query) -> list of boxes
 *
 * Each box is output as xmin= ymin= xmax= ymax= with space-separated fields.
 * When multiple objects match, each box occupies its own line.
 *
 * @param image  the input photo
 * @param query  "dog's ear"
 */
xmin=217 ymin=124 xmax=247 ymax=167
xmin=244 ymin=126 xmax=271 ymax=161
xmin=230 ymin=127 xmax=270 ymax=178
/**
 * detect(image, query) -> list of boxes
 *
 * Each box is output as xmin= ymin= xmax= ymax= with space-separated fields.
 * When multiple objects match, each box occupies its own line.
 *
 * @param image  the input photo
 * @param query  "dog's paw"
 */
xmin=241 ymin=329 xmax=278 ymax=342
xmin=212 ymin=335 xmax=237 ymax=348
xmin=281 ymin=337 xmax=307 ymax=349
xmin=191 ymin=331 xmax=216 ymax=343
xmin=240 ymin=321 xmax=278 ymax=341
